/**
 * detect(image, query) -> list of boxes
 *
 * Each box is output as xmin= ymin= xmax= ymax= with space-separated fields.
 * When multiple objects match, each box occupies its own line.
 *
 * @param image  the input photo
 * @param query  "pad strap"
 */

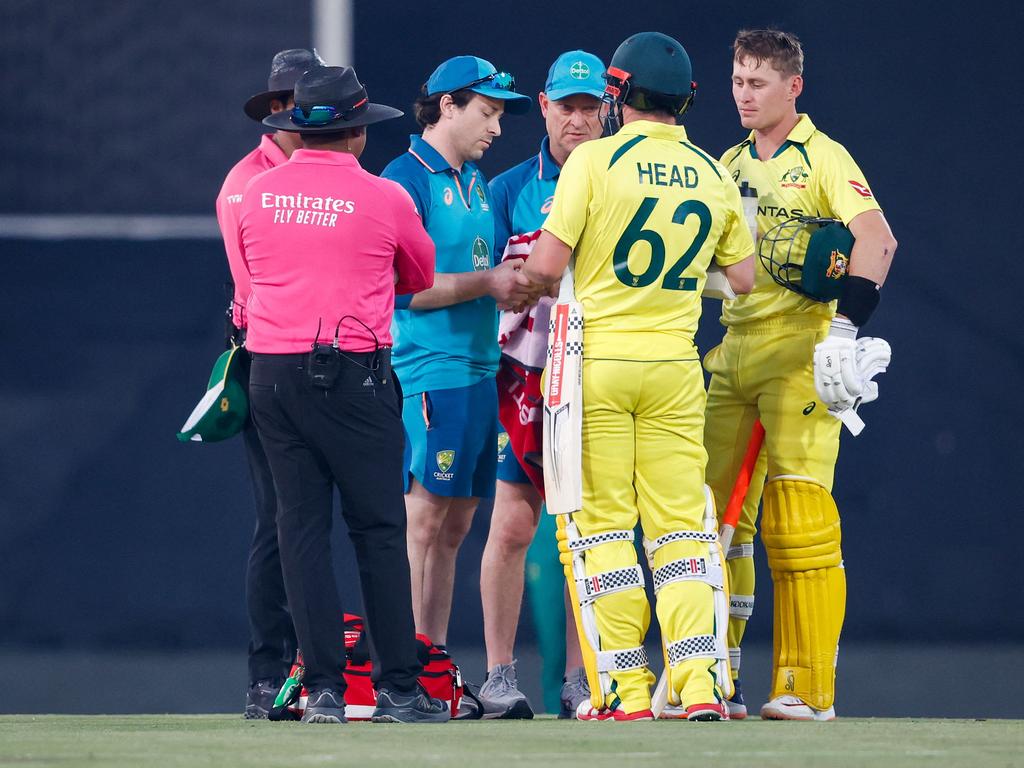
xmin=643 ymin=529 xmax=718 ymax=556
xmin=729 ymin=647 xmax=742 ymax=672
xmin=666 ymin=634 xmax=725 ymax=666
xmin=729 ymin=594 xmax=754 ymax=620
xmin=595 ymin=645 xmax=649 ymax=672
xmin=575 ymin=565 xmax=645 ymax=605
xmin=564 ymin=529 xmax=634 ymax=552
xmin=726 ymin=543 xmax=754 ymax=560
xmin=652 ymin=556 xmax=723 ymax=593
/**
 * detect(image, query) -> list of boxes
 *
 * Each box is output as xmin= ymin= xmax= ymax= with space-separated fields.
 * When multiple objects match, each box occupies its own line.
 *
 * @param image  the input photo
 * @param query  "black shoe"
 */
xmin=301 ymin=689 xmax=347 ymax=724
xmin=244 ymin=678 xmax=283 ymax=720
xmin=372 ymin=686 xmax=451 ymax=723
xmin=454 ymin=681 xmax=483 ymax=720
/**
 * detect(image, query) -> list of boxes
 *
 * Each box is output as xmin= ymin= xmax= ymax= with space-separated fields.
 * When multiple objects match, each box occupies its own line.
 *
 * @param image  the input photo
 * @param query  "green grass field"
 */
xmin=1 ymin=716 xmax=1021 ymax=768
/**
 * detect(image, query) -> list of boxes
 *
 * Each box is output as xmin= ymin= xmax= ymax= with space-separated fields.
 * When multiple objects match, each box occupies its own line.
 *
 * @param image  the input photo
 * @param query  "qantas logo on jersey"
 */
xmin=758 ymin=204 xmax=806 ymax=218
xmin=848 ymin=179 xmax=873 ymax=198
xmin=780 ymin=165 xmax=809 ymax=189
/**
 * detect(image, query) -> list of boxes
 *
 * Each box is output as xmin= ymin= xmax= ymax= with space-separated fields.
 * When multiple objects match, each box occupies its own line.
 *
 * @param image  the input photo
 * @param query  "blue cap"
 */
xmin=545 ymin=50 xmax=606 ymax=101
xmin=425 ymin=55 xmax=532 ymax=114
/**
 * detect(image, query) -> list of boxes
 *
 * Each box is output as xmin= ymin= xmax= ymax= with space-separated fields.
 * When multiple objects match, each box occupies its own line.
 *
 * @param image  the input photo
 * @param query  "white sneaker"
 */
xmin=760 ymin=695 xmax=835 ymax=721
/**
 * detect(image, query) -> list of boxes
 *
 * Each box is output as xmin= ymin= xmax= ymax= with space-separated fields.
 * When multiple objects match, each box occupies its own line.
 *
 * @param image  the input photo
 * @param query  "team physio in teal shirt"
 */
xmin=380 ymin=55 xmax=532 ymax=653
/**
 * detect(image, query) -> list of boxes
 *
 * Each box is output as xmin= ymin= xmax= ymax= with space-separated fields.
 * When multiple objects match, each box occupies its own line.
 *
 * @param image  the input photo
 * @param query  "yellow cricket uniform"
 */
xmin=705 ymin=114 xmax=882 ymax=711
xmin=544 ymin=120 xmax=753 ymax=712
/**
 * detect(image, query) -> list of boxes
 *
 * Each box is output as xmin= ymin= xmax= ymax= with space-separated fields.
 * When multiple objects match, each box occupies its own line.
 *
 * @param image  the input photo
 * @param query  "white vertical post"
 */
xmin=312 ymin=0 xmax=353 ymax=67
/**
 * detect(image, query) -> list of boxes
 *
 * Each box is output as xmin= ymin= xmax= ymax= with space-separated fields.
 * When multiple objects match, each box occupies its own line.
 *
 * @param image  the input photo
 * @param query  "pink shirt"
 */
xmin=239 ymin=149 xmax=435 ymax=354
xmin=216 ymin=134 xmax=289 ymax=328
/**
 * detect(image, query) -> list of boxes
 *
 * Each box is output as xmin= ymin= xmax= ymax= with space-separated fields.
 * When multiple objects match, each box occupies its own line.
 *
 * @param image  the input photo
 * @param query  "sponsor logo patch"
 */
xmin=541 ymin=195 xmax=554 ymax=215
xmin=471 ymin=236 xmax=490 ymax=270
xmin=219 ymin=397 xmax=230 ymax=413
xmin=497 ymin=431 xmax=510 ymax=456
xmin=569 ymin=61 xmax=591 ymax=80
xmin=848 ymin=179 xmax=873 ymax=198
xmin=434 ymin=449 xmax=456 ymax=481
xmin=443 ymin=187 xmax=454 ymax=206
xmin=803 ymin=401 xmax=816 ymax=415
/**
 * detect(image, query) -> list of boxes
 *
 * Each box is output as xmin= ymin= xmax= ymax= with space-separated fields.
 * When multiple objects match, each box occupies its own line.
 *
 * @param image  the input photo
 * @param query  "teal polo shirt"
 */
xmin=382 ymin=135 xmax=498 ymax=395
xmin=489 ymin=136 xmax=560 ymax=249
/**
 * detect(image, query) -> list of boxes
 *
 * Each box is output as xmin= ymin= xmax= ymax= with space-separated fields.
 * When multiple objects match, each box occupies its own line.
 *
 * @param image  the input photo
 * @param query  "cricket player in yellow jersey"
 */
xmin=707 ymin=29 xmax=898 ymax=721
xmin=523 ymin=32 xmax=755 ymax=721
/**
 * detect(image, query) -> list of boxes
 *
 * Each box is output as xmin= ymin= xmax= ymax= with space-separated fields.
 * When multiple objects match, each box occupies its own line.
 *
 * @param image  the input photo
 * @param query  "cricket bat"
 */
xmin=543 ymin=267 xmax=584 ymax=516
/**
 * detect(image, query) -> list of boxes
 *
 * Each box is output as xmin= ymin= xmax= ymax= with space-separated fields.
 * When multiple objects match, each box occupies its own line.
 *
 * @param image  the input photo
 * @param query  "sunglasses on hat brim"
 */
xmin=291 ymin=95 xmax=368 ymax=126
xmin=452 ymin=71 xmax=517 ymax=94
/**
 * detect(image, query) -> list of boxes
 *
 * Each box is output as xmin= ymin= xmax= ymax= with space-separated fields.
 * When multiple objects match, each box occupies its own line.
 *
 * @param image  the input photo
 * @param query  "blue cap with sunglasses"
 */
xmin=425 ymin=56 xmax=531 ymax=114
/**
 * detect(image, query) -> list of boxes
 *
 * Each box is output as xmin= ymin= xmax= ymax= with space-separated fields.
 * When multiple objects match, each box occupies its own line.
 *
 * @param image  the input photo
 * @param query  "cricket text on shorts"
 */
xmin=261 ymin=192 xmax=356 ymax=227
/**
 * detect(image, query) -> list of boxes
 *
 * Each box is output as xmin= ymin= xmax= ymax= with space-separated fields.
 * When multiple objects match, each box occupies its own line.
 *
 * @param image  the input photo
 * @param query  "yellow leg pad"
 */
xmin=762 ymin=479 xmax=845 ymax=711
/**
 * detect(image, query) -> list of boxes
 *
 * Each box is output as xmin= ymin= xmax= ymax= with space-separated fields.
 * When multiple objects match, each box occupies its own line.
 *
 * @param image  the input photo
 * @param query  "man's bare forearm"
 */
xmin=408 ymin=271 xmax=492 ymax=310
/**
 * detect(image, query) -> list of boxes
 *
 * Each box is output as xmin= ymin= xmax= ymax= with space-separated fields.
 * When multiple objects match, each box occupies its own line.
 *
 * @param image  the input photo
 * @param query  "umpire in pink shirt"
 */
xmin=217 ymin=47 xmax=322 ymax=720
xmin=239 ymin=65 xmax=445 ymax=724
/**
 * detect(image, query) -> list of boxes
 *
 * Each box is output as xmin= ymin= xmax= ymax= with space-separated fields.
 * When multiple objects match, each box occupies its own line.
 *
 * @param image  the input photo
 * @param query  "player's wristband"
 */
xmin=837 ymin=275 xmax=880 ymax=328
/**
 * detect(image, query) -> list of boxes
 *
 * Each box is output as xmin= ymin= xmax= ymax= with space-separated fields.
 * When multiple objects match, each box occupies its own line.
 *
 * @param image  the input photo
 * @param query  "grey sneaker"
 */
xmin=559 ymin=667 xmax=590 ymax=719
xmin=301 ymin=689 xmax=347 ymax=724
xmin=244 ymin=678 xmax=283 ymax=720
xmin=477 ymin=662 xmax=533 ymax=720
xmin=372 ymin=686 xmax=451 ymax=723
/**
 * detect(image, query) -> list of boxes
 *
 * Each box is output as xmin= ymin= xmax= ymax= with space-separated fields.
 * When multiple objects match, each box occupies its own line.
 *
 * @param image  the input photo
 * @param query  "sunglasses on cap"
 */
xmin=456 ymin=71 xmax=517 ymax=93
xmin=291 ymin=97 xmax=368 ymax=126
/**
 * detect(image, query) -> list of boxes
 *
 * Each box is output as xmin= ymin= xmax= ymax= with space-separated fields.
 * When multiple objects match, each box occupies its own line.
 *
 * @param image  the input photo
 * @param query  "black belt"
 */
xmin=250 ymin=350 xmax=379 ymax=366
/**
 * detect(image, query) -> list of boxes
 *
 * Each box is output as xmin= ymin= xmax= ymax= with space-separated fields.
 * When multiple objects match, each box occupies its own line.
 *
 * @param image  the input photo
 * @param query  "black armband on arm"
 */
xmin=837 ymin=275 xmax=880 ymax=328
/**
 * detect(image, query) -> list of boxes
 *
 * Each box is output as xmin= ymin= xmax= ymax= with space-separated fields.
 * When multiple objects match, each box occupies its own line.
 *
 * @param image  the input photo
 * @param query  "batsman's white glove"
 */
xmin=813 ymin=317 xmax=891 ymax=435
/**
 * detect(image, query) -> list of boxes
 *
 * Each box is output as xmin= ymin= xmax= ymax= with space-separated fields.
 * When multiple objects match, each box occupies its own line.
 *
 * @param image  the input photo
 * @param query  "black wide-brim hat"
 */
xmin=244 ymin=48 xmax=325 ymax=121
xmin=263 ymin=65 xmax=403 ymax=133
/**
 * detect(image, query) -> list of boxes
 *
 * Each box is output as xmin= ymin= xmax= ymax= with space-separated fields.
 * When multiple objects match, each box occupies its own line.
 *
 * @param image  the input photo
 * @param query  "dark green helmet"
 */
xmin=602 ymin=32 xmax=696 ymax=132
xmin=759 ymin=217 xmax=854 ymax=302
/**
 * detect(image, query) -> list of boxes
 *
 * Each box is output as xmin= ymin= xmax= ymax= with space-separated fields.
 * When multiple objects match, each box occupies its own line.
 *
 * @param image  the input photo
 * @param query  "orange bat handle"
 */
xmin=721 ymin=419 xmax=766 ymax=531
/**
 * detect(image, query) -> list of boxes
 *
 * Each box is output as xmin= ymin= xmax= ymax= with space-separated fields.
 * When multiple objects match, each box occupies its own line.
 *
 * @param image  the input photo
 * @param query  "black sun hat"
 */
xmin=244 ymin=48 xmax=325 ymax=121
xmin=263 ymin=65 xmax=403 ymax=133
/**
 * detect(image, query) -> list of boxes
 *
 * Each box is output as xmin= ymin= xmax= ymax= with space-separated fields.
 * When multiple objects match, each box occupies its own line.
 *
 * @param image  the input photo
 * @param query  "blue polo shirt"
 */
xmin=489 ymin=136 xmax=561 ymax=249
xmin=382 ymin=135 xmax=498 ymax=395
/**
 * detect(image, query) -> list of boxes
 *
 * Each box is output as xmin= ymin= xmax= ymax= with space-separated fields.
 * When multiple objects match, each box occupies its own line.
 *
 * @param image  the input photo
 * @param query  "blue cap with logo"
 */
xmin=545 ymin=50 xmax=606 ymax=101
xmin=425 ymin=55 xmax=532 ymax=114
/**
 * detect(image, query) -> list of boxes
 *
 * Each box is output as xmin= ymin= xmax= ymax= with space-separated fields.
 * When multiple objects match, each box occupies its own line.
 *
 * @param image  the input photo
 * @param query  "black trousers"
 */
xmin=241 ymin=416 xmax=297 ymax=683
xmin=249 ymin=351 xmax=421 ymax=694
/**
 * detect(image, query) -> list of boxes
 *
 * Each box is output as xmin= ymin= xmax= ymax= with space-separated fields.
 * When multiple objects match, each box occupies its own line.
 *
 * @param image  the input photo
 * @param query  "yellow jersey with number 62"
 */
xmin=543 ymin=120 xmax=753 ymax=361
xmin=719 ymin=114 xmax=882 ymax=327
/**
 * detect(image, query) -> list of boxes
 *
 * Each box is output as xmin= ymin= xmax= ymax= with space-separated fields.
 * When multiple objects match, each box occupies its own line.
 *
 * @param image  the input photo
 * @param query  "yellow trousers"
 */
xmin=703 ymin=316 xmax=846 ymax=709
xmin=578 ymin=357 xmax=720 ymax=712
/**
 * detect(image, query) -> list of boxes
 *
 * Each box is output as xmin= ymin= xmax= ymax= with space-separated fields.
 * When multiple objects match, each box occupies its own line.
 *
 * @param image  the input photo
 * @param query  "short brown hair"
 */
xmin=733 ymin=29 xmax=804 ymax=77
xmin=301 ymin=126 xmax=365 ymax=145
xmin=413 ymin=86 xmax=474 ymax=128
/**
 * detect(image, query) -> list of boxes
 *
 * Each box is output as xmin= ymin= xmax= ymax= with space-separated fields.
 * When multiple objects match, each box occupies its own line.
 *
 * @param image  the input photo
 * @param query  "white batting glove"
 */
xmin=815 ymin=321 xmax=892 ymax=435
xmin=813 ymin=317 xmax=862 ymax=411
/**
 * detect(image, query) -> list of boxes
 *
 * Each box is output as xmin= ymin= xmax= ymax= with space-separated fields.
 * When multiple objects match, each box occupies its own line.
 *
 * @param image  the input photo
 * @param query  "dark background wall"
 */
xmin=1 ymin=0 xmax=1020 ymax=667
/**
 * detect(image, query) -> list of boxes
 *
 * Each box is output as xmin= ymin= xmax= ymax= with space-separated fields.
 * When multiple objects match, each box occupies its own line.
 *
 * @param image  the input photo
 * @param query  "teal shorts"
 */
xmin=402 ymin=377 xmax=498 ymax=498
